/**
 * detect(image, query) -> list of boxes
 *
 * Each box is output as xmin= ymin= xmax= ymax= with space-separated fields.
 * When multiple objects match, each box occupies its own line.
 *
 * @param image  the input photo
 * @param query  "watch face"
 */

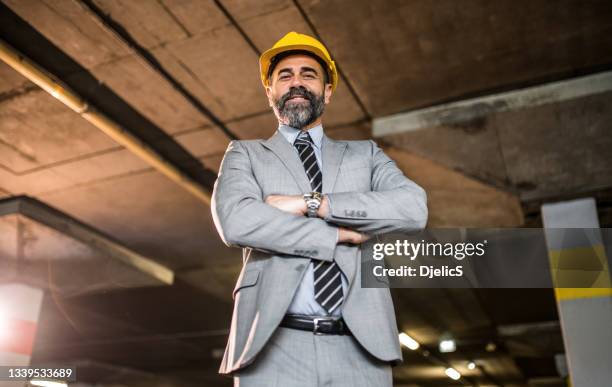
xmin=304 ymin=193 xmax=321 ymax=217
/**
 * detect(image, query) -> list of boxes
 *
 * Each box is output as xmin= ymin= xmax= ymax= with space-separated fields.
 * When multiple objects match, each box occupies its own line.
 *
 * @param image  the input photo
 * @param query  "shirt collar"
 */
xmin=278 ymin=123 xmax=324 ymax=149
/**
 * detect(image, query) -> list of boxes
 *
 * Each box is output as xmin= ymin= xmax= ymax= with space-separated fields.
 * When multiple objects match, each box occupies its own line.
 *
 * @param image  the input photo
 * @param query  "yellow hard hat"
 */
xmin=259 ymin=31 xmax=338 ymax=91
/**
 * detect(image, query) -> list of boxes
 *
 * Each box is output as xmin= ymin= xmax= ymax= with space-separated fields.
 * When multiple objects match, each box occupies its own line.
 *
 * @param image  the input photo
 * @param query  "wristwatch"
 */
xmin=303 ymin=192 xmax=323 ymax=217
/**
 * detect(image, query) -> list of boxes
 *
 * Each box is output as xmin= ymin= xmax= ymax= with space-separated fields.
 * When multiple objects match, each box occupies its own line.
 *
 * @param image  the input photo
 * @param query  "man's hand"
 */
xmin=337 ymin=227 xmax=371 ymax=244
xmin=265 ymin=195 xmax=307 ymax=216
xmin=316 ymin=194 xmax=330 ymax=219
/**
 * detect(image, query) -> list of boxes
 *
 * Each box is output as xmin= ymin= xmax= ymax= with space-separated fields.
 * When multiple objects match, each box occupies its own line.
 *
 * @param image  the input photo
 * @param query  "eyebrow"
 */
xmin=277 ymin=66 xmax=320 ymax=77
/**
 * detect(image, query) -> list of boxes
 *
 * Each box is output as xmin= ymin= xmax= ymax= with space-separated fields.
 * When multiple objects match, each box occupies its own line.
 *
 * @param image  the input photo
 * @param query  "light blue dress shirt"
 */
xmin=277 ymin=123 xmax=348 ymax=317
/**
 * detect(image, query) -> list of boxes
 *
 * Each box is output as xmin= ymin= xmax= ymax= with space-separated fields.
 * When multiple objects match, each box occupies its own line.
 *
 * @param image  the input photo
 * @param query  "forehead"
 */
xmin=273 ymin=54 xmax=324 ymax=73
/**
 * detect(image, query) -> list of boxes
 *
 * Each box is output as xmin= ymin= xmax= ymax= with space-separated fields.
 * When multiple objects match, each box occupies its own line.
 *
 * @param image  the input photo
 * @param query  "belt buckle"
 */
xmin=313 ymin=317 xmax=334 ymax=335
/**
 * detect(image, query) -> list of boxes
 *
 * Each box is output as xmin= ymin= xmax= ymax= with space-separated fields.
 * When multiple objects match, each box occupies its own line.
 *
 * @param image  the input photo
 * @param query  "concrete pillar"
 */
xmin=0 ymin=283 xmax=44 ymax=387
xmin=541 ymin=198 xmax=612 ymax=387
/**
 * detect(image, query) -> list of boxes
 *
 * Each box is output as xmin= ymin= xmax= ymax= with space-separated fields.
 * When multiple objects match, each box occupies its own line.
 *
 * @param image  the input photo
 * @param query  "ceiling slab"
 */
xmin=220 ymin=0 xmax=292 ymax=21
xmin=160 ymin=25 xmax=266 ymax=121
xmin=226 ymin=111 xmax=277 ymax=140
xmin=90 ymin=0 xmax=190 ymax=48
xmin=0 ymin=62 xmax=33 ymax=94
xmin=383 ymin=146 xmax=523 ymax=227
xmin=161 ymin=0 xmax=231 ymax=37
xmin=5 ymin=0 xmax=131 ymax=68
xmin=0 ymin=164 xmax=73 ymax=196
xmin=298 ymin=0 xmax=612 ymax=116
xmin=175 ymin=127 xmax=230 ymax=158
xmin=0 ymin=89 xmax=119 ymax=173
xmin=89 ymin=54 xmax=211 ymax=135
xmin=0 ymin=146 xmax=148 ymax=196
xmin=146 ymin=44 xmax=237 ymax=124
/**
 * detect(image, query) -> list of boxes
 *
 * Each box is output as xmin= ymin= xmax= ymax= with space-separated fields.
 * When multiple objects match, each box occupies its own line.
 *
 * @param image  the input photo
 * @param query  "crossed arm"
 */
xmin=263 ymin=194 xmax=367 ymax=244
xmin=211 ymin=140 xmax=428 ymax=261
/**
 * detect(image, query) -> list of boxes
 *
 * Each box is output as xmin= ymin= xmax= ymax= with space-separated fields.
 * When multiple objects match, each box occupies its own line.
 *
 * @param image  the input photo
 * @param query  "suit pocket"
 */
xmin=232 ymin=268 xmax=260 ymax=299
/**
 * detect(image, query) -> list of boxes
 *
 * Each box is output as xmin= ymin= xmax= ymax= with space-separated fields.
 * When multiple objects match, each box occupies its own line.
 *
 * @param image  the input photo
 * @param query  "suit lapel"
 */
xmin=262 ymin=130 xmax=312 ymax=192
xmin=321 ymin=135 xmax=347 ymax=194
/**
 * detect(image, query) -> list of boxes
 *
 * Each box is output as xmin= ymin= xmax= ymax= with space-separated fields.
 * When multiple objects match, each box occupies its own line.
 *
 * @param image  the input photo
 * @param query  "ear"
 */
xmin=323 ymin=83 xmax=333 ymax=104
xmin=265 ymin=85 xmax=274 ymax=107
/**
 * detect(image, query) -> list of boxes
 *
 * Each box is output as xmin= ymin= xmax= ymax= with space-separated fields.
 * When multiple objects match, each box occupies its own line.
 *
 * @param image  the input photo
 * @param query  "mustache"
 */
xmin=279 ymin=87 xmax=315 ymax=108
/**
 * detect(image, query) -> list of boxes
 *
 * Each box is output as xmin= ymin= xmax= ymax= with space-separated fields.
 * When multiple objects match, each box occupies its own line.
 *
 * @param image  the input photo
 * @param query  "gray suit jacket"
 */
xmin=212 ymin=130 xmax=428 ymax=375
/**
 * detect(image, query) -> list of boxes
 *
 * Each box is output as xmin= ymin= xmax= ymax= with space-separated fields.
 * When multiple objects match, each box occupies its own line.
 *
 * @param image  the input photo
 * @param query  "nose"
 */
xmin=289 ymin=75 xmax=303 ymax=88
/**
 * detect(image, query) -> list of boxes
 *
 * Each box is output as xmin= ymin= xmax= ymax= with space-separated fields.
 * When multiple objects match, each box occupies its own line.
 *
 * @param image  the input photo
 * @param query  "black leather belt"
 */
xmin=280 ymin=314 xmax=352 ymax=335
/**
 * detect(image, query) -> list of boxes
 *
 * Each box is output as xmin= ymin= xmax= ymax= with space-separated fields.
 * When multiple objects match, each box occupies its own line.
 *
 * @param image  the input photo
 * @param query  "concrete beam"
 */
xmin=373 ymin=71 xmax=612 ymax=137
xmin=0 ymin=195 xmax=174 ymax=285
xmin=497 ymin=321 xmax=560 ymax=337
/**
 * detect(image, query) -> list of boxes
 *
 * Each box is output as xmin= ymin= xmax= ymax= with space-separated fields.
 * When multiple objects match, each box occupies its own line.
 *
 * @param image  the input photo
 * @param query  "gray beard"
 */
xmin=275 ymin=88 xmax=325 ymax=129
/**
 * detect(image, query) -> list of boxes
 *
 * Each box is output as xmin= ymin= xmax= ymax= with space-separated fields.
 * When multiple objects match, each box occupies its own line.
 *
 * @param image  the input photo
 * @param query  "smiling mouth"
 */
xmin=288 ymin=95 xmax=308 ymax=101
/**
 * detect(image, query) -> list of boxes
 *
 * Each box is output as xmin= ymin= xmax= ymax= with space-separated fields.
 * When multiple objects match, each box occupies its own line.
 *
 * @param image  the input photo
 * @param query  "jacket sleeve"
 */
xmin=211 ymin=140 xmax=339 ymax=261
xmin=324 ymin=140 xmax=428 ymax=234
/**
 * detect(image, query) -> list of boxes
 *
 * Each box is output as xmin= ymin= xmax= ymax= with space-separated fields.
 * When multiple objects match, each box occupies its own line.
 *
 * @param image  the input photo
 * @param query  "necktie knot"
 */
xmin=294 ymin=131 xmax=313 ymax=148
xmin=293 ymin=130 xmax=322 ymax=193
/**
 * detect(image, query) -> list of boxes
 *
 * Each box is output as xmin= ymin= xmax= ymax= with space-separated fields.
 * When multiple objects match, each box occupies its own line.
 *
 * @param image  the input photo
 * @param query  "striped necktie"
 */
xmin=294 ymin=131 xmax=343 ymax=314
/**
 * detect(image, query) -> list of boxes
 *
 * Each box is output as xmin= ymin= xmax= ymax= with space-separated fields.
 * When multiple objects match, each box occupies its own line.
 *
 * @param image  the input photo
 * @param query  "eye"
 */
xmin=279 ymin=74 xmax=291 ymax=80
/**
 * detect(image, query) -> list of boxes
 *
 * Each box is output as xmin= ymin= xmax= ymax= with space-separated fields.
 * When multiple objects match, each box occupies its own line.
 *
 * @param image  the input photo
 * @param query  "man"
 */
xmin=212 ymin=31 xmax=428 ymax=386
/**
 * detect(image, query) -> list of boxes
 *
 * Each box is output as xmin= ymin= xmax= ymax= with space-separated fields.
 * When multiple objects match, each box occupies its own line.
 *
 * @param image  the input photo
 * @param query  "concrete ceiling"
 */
xmin=1 ymin=0 xmax=611 ymax=386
